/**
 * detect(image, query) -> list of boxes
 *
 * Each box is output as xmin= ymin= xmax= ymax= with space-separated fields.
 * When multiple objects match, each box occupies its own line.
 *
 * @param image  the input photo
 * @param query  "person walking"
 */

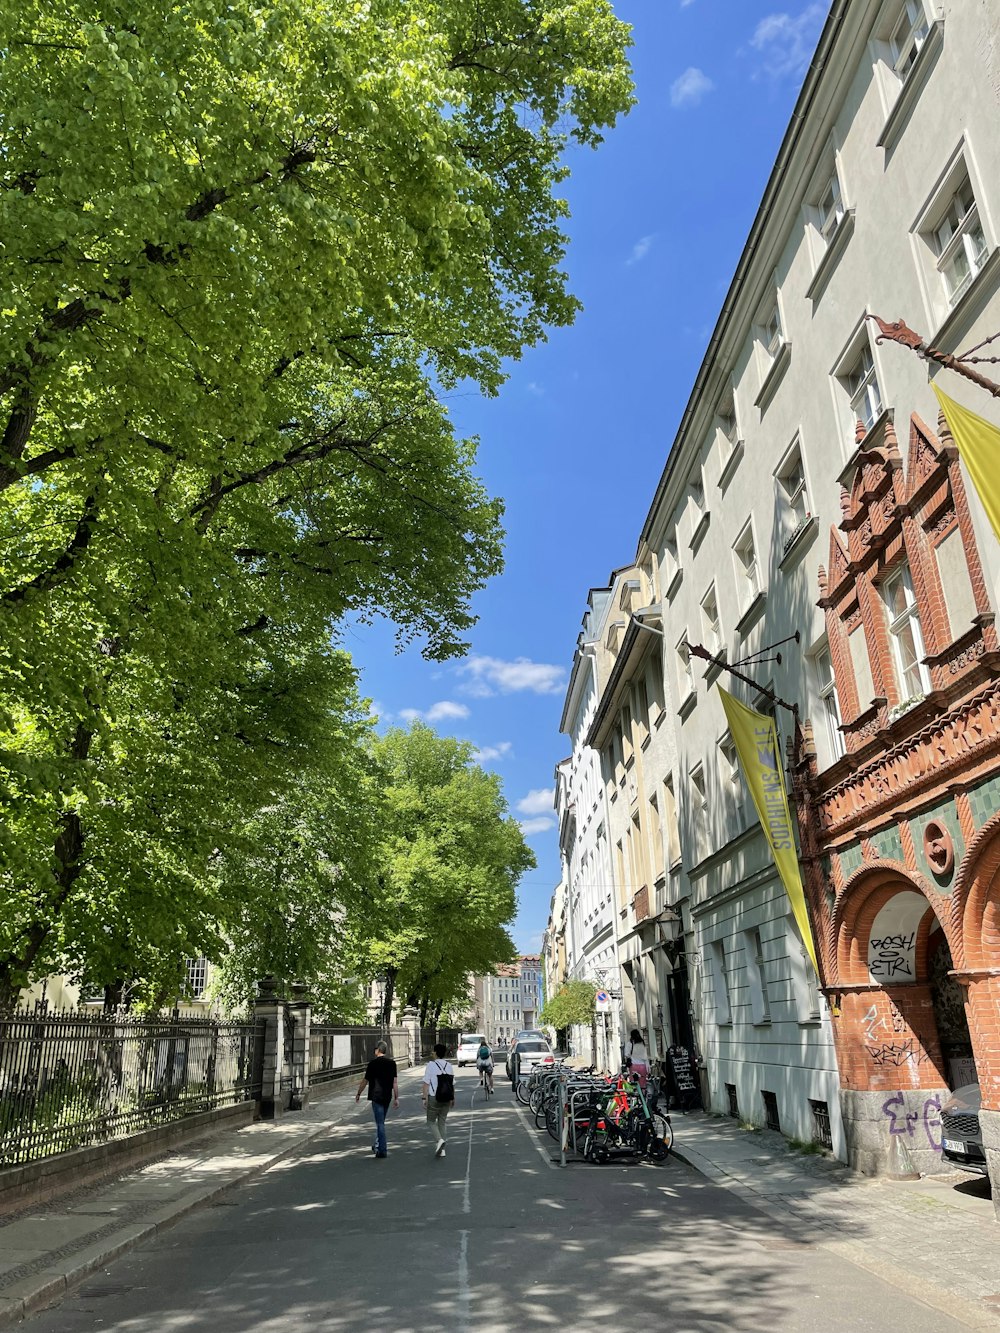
xmin=421 ymin=1042 xmax=455 ymax=1158
xmin=356 ymin=1039 xmax=398 ymax=1158
xmin=624 ymin=1029 xmax=650 ymax=1090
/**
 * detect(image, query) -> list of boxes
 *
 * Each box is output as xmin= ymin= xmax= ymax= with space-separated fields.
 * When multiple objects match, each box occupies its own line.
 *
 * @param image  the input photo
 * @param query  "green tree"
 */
xmin=540 ymin=979 xmax=596 ymax=1029
xmin=0 ymin=0 xmax=632 ymax=1002
xmin=363 ymin=723 xmax=533 ymax=1025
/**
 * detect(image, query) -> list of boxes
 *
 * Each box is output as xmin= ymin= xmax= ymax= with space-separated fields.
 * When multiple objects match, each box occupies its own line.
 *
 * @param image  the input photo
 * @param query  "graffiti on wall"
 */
xmin=881 ymin=1091 xmax=942 ymax=1152
xmin=868 ymin=931 xmax=917 ymax=980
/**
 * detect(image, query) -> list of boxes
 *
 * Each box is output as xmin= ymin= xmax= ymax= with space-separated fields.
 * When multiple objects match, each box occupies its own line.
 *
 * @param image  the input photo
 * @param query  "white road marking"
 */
xmin=463 ymin=1091 xmax=476 ymax=1213
xmin=513 ymin=1098 xmax=560 ymax=1170
xmin=457 ymin=1228 xmax=470 ymax=1331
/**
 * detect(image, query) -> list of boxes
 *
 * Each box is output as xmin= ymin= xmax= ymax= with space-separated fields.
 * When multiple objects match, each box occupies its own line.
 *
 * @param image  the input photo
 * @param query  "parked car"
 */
xmin=506 ymin=1033 xmax=554 ymax=1083
xmin=456 ymin=1033 xmax=487 ymax=1068
xmin=940 ymin=1083 xmax=987 ymax=1176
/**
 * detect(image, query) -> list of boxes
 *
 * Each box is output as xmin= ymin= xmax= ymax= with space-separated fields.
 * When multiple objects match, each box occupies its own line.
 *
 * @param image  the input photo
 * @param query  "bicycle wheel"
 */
xmin=583 ymin=1123 xmax=609 ymax=1164
xmin=648 ymin=1112 xmax=673 ymax=1158
xmin=515 ymin=1078 xmax=530 ymax=1106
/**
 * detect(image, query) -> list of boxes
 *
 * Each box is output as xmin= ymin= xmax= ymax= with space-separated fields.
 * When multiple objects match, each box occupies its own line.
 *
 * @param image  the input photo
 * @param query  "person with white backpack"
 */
xmin=421 ymin=1043 xmax=455 ymax=1158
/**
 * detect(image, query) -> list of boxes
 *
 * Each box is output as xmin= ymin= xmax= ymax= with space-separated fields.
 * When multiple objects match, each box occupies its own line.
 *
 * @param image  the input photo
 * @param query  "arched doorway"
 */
xmin=832 ymin=864 xmax=954 ymax=1175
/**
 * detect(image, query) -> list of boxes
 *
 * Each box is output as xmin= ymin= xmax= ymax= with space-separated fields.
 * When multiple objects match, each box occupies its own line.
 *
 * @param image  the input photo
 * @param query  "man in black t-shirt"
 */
xmin=356 ymin=1040 xmax=399 ymax=1158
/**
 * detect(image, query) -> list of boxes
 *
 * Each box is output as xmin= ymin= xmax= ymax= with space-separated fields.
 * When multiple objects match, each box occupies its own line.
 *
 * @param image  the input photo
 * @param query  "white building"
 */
xmin=553 ymin=0 xmax=1000 ymax=1162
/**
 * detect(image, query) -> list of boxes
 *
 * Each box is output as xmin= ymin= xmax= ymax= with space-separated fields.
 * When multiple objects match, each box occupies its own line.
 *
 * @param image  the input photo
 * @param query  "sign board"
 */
xmin=668 ymin=1045 xmax=696 ymax=1094
xmin=595 ymin=990 xmax=610 ymax=1011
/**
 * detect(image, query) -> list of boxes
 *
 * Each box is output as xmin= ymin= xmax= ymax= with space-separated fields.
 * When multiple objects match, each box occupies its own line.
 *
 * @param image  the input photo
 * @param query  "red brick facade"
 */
xmin=792 ymin=407 xmax=1000 ymax=1194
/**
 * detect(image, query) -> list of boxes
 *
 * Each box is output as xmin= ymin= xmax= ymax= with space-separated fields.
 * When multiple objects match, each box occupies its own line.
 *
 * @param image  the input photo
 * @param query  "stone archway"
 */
xmin=950 ymin=815 xmax=1000 ymax=1215
xmin=830 ymin=862 xmax=952 ymax=1175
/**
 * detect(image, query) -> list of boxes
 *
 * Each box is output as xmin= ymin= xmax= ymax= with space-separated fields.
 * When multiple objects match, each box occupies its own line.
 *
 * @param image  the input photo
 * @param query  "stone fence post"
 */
xmin=254 ymin=975 xmax=288 ymax=1120
xmin=288 ymin=982 xmax=310 ymax=1111
xmin=402 ymin=1006 xmax=421 ymax=1070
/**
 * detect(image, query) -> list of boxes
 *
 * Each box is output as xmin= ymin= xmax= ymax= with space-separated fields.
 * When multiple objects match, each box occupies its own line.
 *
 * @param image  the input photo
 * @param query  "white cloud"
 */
xmin=472 ymin=741 xmax=513 ymax=764
xmin=399 ymin=700 xmax=470 ymax=724
xmin=425 ymin=700 xmax=470 ymax=722
xmin=458 ymin=655 xmax=566 ymax=698
xmin=517 ymin=788 xmax=555 ymax=817
xmin=519 ymin=816 xmax=556 ymax=836
xmin=627 ymin=234 xmax=655 ymax=266
xmin=749 ymin=5 xmax=825 ymax=81
xmin=670 ymin=67 xmax=714 ymax=108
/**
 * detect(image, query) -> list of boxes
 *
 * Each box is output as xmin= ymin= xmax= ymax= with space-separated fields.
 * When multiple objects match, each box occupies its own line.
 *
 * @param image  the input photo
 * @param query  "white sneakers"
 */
xmin=435 ymin=1141 xmax=446 ymax=1158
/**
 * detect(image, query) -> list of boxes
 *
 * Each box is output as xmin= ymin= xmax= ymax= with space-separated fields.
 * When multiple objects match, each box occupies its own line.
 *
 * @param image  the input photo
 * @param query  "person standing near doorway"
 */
xmin=624 ymin=1029 xmax=650 ymax=1090
xmin=422 ymin=1042 xmax=455 ymax=1157
xmin=356 ymin=1039 xmax=398 ymax=1158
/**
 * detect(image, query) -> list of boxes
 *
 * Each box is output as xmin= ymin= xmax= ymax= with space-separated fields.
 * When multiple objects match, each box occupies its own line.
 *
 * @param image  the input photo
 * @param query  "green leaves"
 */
xmin=540 ymin=979 xmax=597 ymax=1030
xmin=0 ymin=0 xmax=631 ymax=1004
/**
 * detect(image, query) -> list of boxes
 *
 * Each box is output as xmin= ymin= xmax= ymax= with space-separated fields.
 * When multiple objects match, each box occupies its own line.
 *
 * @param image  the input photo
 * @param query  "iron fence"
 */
xmin=309 ymin=1025 xmax=409 ymax=1084
xmin=0 ymin=1006 xmax=264 ymax=1167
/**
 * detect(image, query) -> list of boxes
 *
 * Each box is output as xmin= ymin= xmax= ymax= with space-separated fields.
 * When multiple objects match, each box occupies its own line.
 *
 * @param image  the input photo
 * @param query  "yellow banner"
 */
xmin=718 ymin=687 xmax=818 ymax=974
xmin=933 ymin=383 xmax=1000 ymax=546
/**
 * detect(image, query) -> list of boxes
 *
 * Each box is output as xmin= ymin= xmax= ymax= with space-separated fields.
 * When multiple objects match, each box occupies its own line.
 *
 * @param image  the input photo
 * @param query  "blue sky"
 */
xmin=344 ymin=1 xmax=829 ymax=953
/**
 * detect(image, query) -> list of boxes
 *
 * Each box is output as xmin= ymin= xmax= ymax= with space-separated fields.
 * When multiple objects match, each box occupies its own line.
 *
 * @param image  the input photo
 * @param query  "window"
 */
xmin=719 ymin=733 xmax=743 ymax=823
xmin=759 ymin=298 xmax=783 ymax=361
xmin=815 ymin=168 xmax=844 ymax=246
xmin=775 ymin=440 xmax=810 ymax=548
xmin=663 ymin=776 xmax=681 ymax=867
xmin=784 ymin=915 xmax=821 ymax=1022
xmin=847 ymin=344 xmax=882 ymax=432
xmin=930 ymin=174 xmax=988 ymax=307
xmin=690 ymin=764 xmax=708 ymax=861
xmin=675 ymin=635 xmax=694 ymax=703
xmin=889 ymin=0 xmax=930 ymax=80
xmin=689 ymin=474 xmax=705 ymax=513
xmin=185 ymin=957 xmax=209 ymax=998
xmin=815 ymin=643 xmax=846 ymax=762
xmin=881 ymin=564 xmax=930 ymax=700
xmin=718 ymin=395 xmax=740 ymax=454
xmin=711 ymin=940 xmax=732 ymax=1025
xmin=742 ymin=927 xmax=771 ymax=1025
xmin=700 ymin=584 xmax=721 ymax=655
xmin=733 ymin=522 xmax=761 ymax=610
xmin=649 ymin=793 xmax=663 ymax=881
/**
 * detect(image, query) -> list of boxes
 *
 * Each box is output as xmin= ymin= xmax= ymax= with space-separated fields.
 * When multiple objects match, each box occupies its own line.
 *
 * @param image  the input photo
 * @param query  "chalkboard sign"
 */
xmin=668 ymin=1045 xmax=696 ymax=1092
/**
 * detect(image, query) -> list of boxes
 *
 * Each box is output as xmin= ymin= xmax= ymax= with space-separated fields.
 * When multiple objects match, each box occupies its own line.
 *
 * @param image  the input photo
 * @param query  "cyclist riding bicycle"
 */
xmin=476 ymin=1040 xmax=494 ymax=1093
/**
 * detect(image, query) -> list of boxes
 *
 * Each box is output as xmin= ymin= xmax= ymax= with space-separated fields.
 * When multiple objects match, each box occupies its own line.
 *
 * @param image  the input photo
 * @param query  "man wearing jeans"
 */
xmin=422 ymin=1042 xmax=455 ymax=1157
xmin=356 ymin=1040 xmax=398 ymax=1158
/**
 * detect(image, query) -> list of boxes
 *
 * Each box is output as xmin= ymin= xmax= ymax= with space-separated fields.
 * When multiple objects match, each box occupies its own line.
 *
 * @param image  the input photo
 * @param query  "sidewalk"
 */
xmin=670 ymin=1109 xmax=1000 ymax=1330
xmin=0 ymin=1076 xmax=359 ymax=1329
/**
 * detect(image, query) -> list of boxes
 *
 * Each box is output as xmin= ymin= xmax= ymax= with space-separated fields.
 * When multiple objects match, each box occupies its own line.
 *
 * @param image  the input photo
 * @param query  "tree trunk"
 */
xmin=381 ymin=967 xmax=397 ymax=1029
xmin=0 ymin=722 xmax=92 ymax=1004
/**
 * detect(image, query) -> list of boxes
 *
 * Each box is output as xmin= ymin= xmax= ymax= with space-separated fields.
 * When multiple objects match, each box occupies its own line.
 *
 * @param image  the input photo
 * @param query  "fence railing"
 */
xmin=0 ymin=1007 xmax=264 ymax=1167
xmin=310 ymin=1026 xmax=409 ymax=1084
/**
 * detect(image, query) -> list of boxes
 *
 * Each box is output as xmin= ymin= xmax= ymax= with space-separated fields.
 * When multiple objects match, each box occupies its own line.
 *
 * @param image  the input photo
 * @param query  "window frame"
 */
xmin=732 ymin=519 xmax=762 ymax=612
xmin=879 ymin=562 xmax=931 ymax=701
xmin=833 ymin=322 xmax=885 ymax=448
xmin=700 ymin=583 xmax=722 ymax=656
xmin=814 ymin=641 xmax=846 ymax=763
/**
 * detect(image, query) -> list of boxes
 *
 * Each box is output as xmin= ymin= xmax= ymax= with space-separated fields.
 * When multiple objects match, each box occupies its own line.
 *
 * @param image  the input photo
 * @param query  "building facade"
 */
xmin=547 ymin=0 xmax=1000 ymax=1202
xmin=553 ymin=593 xmax=626 ymax=1069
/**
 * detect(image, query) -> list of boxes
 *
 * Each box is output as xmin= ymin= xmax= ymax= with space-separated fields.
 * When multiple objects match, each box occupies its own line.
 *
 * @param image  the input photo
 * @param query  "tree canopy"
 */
xmin=540 ymin=979 xmax=596 ymax=1030
xmin=362 ymin=723 xmax=534 ymax=1025
xmin=0 ymin=0 xmax=633 ymax=1004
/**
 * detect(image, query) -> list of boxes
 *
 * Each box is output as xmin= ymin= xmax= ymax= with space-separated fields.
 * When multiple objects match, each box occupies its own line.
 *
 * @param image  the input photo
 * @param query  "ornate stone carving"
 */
xmin=922 ymin=820 xmax=954 ymax=876
xmin=817 ymin=681 xmax=1000 ymax=834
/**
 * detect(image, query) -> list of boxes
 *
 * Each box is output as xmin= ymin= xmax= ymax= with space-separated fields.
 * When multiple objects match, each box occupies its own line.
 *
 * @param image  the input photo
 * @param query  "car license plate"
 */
xmin=942 ymin=1137 xmax=965 ymax=1154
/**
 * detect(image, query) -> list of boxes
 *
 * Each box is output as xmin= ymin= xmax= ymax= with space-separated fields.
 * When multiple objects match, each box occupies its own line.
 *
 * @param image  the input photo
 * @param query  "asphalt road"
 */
xmin=22 ymin=1068 xmax=977 ymax=1332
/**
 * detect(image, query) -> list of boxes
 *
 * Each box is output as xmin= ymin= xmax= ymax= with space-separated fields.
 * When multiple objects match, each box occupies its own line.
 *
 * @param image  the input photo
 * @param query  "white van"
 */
xmin=457 ymin=1033 xmax=487 ymax=1067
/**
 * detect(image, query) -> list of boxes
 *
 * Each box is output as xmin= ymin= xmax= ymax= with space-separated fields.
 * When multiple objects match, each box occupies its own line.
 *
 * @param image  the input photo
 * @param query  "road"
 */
xmin=22 ymin=1067 xmax=978 ymax=1332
